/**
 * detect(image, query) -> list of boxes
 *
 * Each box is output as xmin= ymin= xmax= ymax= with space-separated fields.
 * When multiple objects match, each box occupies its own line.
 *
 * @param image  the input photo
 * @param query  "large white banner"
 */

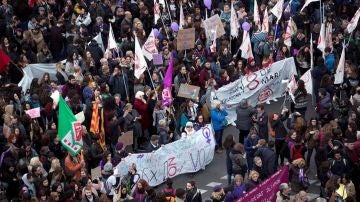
xmin=115 ymin=125 xmax=215 ymax=186
xmin=213 ymin=58 xmax=297 ymax=123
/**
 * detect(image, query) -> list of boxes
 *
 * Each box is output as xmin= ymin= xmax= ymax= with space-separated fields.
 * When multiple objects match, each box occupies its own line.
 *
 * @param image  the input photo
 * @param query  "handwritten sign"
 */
xmin=116 ymin=125 xmax=215 ymax=186
xmin=91 ymin=166 xmax=102 ymax=180
xmin=203 ymin=14 xmax=225 ymax=41
xmin=25 ymin=107 xmax=40 ymax=118
xmin=153 ymin=54 xmax=163 ymax=65
xmin=177 ymin=28 xmax=195 ymax=50
xmin=177 ymin=84 xmax=200 ymax=100
xmin=118 ymin=131 xmax=134 ymax=146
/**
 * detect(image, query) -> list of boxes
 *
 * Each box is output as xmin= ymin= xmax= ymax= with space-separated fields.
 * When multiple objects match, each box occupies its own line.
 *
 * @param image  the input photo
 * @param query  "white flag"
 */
xmin=253 ymin=0 xmax=261 ymax=29
xmin=346 ymin=7 xmax=360 ymax=33
xmin=142 ymin=30 xmax=158 ymax=60
xmin=210 ymin=27 xmax=217 ymax=53
xmin=334 ymin=45 xmax=345 ymax=84
xmin=107 ymin=24 xmax=118 ymax=50
xmin=271 ymin=0 xmax=284 ymax=23
xmin=88 ymin=33 xmax=105 ymax=53
xmin=240 ymin=31 xmax=254 ymax=59
xmin=287 ymin=75 xmax=297 ymax=102
xmin=230 ymin=2 xmax=239 ymax=38
xmin=300 ymin=0 xmax=320 ymax=13
xmin=310 ymin=34 xmax=314 ymax=69
xmin=134 ymin=36 xmax=147 ymax=79
xmin=179 ymin=3 xmax=185 ymax=29
xmin=261 ymin=7 xmax=269 ymax=33
xmin=284 ymin=17 xmax=296 ymax=47
xmin=317 ymin=23 xmax=326 ymax=53
xmin=325 ymin=23 xmax=333 ymax=49
xmin=154 ymin=0 xmax=160 ymax=24
xmin=300 ymin=69 xmax=313 ymax=95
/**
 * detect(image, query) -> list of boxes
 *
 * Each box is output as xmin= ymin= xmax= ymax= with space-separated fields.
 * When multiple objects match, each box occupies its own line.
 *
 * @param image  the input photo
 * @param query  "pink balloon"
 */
xmin=204 ymin=0 xmax=211 ymax=10
xmin=242 ymin=22 xmax=251 ymax=31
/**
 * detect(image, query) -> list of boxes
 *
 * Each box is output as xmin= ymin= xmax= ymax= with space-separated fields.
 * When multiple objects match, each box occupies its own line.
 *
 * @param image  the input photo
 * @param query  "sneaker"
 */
xmin=266 ymin=100 xmax=271 ymax=104
xmin=273 ymin=98 xmax=278 ymax=102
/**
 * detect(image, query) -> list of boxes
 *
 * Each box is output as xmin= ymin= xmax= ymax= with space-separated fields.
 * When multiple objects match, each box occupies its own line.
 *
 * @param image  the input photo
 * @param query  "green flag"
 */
xmin=58 ymin=97 xmax=83 ymax=155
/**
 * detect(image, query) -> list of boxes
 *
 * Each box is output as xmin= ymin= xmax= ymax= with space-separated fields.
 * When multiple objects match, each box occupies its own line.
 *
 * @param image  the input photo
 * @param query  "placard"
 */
xmin=177 ymin=28 xmax=195 ymax=50
xmin=25 ymin=107 xmax=41 ymax=118
xmin=203 ymin=14 xmax=226 ymax=41
xmin=118 ymin=131 xmax=134 ymax=146
xmin=177 ymin=84 xmax=200 ymax=100
xmin=152 ymin=54 xmax=163 ymax=65
xmin=90 ymin=166 xmax=102 ymax=180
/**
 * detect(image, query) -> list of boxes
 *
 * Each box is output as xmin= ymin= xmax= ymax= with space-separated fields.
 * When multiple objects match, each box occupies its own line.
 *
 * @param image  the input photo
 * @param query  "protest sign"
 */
xmin=177 ymin=84 xmax=200 ymax=100
xmin=177 ymin=28 xmax=195 ymax=50
xmin=153 ymin=54 xmax=163 ymax=65
xmin=116 ymin=125 xmax=215 ymax=186
xmin=213 ymin=58 xmax=297 ymax=123
xmin=91 ymin=166 xmax=102 ymax=180
xmin=203 ymin=14 xmax=225 ymax=41
xmin=118 ymin=131 xmax=134 ymax=146
xmin=237 ymin=166 xmax=289 ymax=202
xmin=18 ymin=63 xmax=57 ymax=93
xmin=25 ymin=107 xmax=41 ymax=118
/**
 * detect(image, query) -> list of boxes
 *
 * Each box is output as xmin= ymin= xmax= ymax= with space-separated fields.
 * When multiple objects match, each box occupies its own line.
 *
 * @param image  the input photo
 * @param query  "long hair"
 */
xmin=297 ymin=80 xmax=307 ymax=95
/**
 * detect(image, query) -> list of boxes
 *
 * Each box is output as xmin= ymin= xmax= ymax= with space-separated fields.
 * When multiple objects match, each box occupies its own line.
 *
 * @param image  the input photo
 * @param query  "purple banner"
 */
xmin=237 ymin=166 xmax=289 ymax=202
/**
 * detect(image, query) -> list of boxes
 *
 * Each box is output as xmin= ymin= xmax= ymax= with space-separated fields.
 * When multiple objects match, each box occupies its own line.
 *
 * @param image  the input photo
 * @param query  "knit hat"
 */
xmin=211 ymin=99 xmax=221 ymax=109
xmin=115 ymin=142 xmax=124 ymax=151
xmin=213 ymin=185 xmax=222 ymax=192
xmin=185 ymin=122 xmax=193 ymax=127
xmin=104 ymin=162 xmax=113 ymax=173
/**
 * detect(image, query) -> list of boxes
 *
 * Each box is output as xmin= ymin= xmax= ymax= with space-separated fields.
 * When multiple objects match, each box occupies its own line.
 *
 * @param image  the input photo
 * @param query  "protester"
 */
xmin=0 ymin=0 xmax=359 ymax=201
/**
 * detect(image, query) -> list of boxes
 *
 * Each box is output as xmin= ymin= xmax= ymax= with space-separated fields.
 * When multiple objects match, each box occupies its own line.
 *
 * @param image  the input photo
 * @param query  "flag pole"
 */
xmin=146 ymin=67 xmax=158 ymax=100
xmin=310 ymin=33 xmax=315 ymax=106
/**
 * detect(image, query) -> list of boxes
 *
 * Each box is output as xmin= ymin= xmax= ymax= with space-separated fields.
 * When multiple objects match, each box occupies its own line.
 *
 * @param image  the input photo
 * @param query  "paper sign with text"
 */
xmin=177 ymin=28 xmax=196 ymax=50
xmin=25 ymin=107 xmax=41 ymax=118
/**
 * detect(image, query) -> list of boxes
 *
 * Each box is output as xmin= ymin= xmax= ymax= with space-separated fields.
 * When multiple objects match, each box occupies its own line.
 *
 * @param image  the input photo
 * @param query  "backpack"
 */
xmin=105 ymin=176 xmax=121 ymax=195
xmin=290 ymin=144 xmax=304 ymax=161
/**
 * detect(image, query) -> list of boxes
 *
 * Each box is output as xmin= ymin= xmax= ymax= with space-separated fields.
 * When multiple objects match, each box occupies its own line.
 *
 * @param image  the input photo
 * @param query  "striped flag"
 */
xmin=99 ymin=108 xmax=105 ymax=149
xmin=230 ymin=2 xmax=239 ymax=38
xmin=90 ymin=102 xmax=100 ymax=134
xmin=271 ymin=0 xmax=284 ymax=23
xmin=300 ymin=0 xmax=320 ymax=13
xmin=346 ymin=7 xmax=360 ymax=33
xmin=261 ymin=7 xmax=269 ymax=33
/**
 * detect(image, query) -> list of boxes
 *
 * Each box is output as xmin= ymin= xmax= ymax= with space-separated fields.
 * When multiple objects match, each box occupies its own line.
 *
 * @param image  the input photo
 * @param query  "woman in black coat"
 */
xmin=269 ymin=107 xmax=289 ymax=166
xmin=223 ymin=135 xmax=235 ymax=185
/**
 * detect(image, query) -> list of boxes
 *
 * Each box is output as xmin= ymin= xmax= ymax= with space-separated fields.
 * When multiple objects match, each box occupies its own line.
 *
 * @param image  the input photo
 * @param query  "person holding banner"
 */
xmin=211 ymin=99 xmax=229 ymax=153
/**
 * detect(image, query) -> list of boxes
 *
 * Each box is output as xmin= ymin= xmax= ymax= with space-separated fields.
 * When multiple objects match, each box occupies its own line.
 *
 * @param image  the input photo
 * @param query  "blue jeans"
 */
xmin=215 ymin=129 xmax=224 ymax=150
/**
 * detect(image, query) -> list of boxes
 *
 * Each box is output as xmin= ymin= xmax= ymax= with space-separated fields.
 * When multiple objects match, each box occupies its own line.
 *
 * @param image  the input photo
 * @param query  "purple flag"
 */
xmin=162 ymin=54 xmax=174 ymax=106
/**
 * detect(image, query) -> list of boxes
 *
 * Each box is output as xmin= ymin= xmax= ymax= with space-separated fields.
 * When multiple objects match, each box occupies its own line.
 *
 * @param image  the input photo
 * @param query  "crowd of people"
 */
xmin=0 ymin=0 xmax=360 ymax=201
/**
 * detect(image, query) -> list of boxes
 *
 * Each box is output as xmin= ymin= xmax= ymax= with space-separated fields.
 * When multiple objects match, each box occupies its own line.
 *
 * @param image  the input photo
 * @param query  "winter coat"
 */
xmin=270 ymin=113 xmax=289 ymax=140
xmin=254 ymin=147 xmax=277 ymax=176
xmin=109 ymin=73 xmax=128 ymax=101
xmin=235 ymin=104 xmax=255 ymax=131
xmin=244 ymin=136 xmax=259 ymax=159
xmin=158 ymin=127 xmax=171 ymax=145
xmin=225 ymin=148 xmax=233 ymax=175
xmin=199 ymin=68 xmax=213 ymax=90
xmin=185 ymin=188 xmax=202 ymax=202
xmin=254 ymin=112 xmax=268 ymax=140
xmin=289 ymin=165 xmax=307 ymax=192
xmin=210 ymin=108 xmax=228 ymax=131
xmin=134 ymin=98 xmax=150 ymax=129
xmin=324 ymin=53 xmax=335 ymax=73
xmin=64 ymin=155 xmax=82 ymax=181
xmin=229 ymin=150 xmax=247 ymax=175
xmin=86 ymin=41 xmax=103 ymax=65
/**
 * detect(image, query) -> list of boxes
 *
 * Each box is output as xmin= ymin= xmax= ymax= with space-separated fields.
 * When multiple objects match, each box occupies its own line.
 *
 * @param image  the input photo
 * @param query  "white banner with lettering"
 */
xmin=213 ymin=58 xmax=297 ymax=123
xmin=115 ymin=125 xmax=215 ymax=186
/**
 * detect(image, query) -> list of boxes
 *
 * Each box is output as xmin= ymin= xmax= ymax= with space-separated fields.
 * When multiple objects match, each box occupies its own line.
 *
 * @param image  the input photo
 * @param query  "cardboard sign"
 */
xmin=25 ymin=107 xmax=40 ymax=118
xmin=118 ymin=131 xmax=134 ymax=146
xmin=177 ymin=28 xmax=195 ymax=50
xmin=91 ymin=166 xmax=102 ymax=180
xmin=203 ymin=14 xmax=225 ymax=41
xmin=152 ymin=54 xmax=163 ymax=65
xmin=177 ymin=84 xmax=200 ymax=100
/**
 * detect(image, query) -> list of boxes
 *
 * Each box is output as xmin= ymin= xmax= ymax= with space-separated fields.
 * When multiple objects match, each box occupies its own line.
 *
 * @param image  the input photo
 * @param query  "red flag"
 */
xmin=0 ymin=49 xmax=11 ymax=73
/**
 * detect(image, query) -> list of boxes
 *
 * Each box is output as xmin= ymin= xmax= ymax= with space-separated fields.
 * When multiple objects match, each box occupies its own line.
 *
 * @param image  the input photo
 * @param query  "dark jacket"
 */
xmin=255 ymin=112 xmax=268 ymax=140
xmin=185 ymin=188 xmax=202 ymax=202
xmin=90 ymin=143 xmax=105 ymax=168
xmin=146 ymin=142 xmax=160 ymax=153
xmin=235 ymin=103 xmax=255 ymax=131
xmin=229 ymin=150 xmax=247 ymax=176
xmin=109 ymin=73 xmax=128 ymax=100
xmin=158 ymin=128 xmax=172 ymax=145
xmin=270 ymin=113 xmax=289 ymax=140
xmin=255 ymin=147 xmax=277 ymax=176
xmin=86 ymin=40 xmax=103 ymax=66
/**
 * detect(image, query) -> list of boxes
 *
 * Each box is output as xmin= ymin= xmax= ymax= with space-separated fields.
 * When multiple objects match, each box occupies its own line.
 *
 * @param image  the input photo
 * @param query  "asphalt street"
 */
xmin=156 ymin=96 xmax=321 ymax=201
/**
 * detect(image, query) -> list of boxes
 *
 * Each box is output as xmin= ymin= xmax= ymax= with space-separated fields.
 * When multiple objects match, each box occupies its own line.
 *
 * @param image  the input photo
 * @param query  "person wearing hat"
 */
xmin=112 ymin=141 xmax=128 ymax=165
xmin=210 ymin=99 xmax=228 ymax=153
xmin=181 ymin=122 xmax=195 ymax=138
xmin=146 ymin=135 xmax=160 ymax=153
xmin=210 ymin=185 xmax=225 ymax=202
